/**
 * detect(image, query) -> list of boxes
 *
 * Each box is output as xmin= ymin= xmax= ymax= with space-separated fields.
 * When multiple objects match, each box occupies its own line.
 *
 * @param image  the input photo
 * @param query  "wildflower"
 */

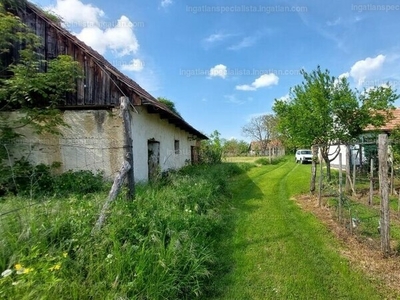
xmin=62 ymin=252 xmax=68 ymax=258
xmin=49 ymin=264 xmax=61 ymax=271
xmin=1 ymin=269 xmax=12 ymax=277
xmin=14 ymin=264 xmax=23 ymax=272
xmin=15 ymin=264 xmax=32 ymax=274
xmin=106 ymin=254 xmax=113 ymax=259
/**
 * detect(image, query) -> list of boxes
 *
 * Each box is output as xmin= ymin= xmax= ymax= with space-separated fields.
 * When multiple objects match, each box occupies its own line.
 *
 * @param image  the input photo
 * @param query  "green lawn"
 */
xmin=0 ymin=159 xmax=395 ymax=299
xmin=211 ymin=159 xmax=391 ymax=299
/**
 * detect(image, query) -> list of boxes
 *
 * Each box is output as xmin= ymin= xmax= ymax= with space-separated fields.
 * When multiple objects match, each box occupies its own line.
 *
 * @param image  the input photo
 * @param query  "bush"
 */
xmin=255 ymin=156 xmax=287 ymax=165
xmin=0 ymin=158 xmax=106 ymax=197
xmin=255 ymin=158 xmax=269 ymax=165
xmin=53 ymin=170 xmax=106 ymax=195
xmin=0 ymin=158 xmax=56 ymax=196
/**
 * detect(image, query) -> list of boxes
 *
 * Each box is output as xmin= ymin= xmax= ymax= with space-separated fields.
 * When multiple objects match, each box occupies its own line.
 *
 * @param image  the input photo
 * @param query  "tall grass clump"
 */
xmin=0 ymin=163 xmax=248 ymax=299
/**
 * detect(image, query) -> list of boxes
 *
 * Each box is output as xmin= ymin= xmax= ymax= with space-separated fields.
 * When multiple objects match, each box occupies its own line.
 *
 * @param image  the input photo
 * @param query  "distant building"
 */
xmin=249 ymin=140 xmax=285 ymax=156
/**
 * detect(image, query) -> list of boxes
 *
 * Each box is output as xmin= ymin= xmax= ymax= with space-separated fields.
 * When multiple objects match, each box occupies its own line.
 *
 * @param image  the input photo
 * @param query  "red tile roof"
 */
xmin=364 ymin=108 xmax=400 ymax=132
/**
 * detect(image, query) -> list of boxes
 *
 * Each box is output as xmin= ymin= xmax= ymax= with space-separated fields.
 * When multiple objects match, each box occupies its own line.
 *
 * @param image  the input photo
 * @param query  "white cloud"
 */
xmin=204 ymin=33 xmax=228 ymax=43
xmin=333 ymin=72 xmax=350 ymax=87
xmin=121 ymin=58 xmax=144 ymax=72
xmin=160 ymin=0 xmax=173 ymax=8
xmin=48 ymin=0 xmax=139 ymax=56
xmin=103 ymin=16 xmax=139 ymax=56
xmin=236 ymin=85 xmax=257 ymax=91
xmin=47 ymin=0 xmax=104 ymax=26
xmin=236 ymin=74 xmax=279 ymax=91
xmin=349 ymin=54 xmax=386 ymax=86
xmin=276 ymin=94 xmax=290 ymax=102
xmin=75 ymin=27 xmax=107 ymax=54
xmin=209 ymin=64 xmax=228 ymax=79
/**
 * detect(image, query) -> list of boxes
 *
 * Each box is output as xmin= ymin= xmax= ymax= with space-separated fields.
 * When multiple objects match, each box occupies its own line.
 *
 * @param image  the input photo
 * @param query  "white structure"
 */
xmin=326 ymin=144 xmax=366 ymax=169
xmin=6 ymin=3 xmax=207 ymax=182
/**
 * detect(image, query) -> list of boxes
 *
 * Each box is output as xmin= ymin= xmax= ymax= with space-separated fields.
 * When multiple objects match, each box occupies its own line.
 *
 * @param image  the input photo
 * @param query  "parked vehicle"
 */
xmin=295 ymin=149 xmax=313 ymax=164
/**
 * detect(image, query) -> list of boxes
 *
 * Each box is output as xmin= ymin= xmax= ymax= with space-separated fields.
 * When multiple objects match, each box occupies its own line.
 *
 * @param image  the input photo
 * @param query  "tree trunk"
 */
xmin=325 ymin=159 xmax=331 ymax=181
xmin=321 ymin=146 xmax=332 ymax=181
xmin=310 ymin=144 xmax=318 ymax=193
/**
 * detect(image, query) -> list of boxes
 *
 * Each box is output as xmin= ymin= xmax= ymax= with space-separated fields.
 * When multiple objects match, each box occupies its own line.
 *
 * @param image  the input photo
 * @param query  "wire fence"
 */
xmin=315 ymin=135 xmax=400 ymax=254
xmin=3 ymin=137 xmax=125 ymax=181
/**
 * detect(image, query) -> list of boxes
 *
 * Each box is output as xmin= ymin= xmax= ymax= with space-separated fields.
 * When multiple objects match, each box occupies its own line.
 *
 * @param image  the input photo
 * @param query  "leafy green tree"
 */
xmin=222 ymin=138 xmax=249 ymax=157
xmin=273 ymin=66 xmax=397 ymax=180
xmin=390 ymin=126 xmax=400 ymax=167
xmin=157 ymin=97 xmax=181 ymax=116
xmin=0 ymin=2 xmax=82 ymax=136
xmin=199 ymin=130 xmax=223 ymax=164
xmin=0 ymin=1 xmax=82 ymax=194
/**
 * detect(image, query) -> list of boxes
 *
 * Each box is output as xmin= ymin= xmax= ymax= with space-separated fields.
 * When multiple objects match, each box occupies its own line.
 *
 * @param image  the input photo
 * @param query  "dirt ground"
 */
xmin=294 ymin=194 xmax=400 ymax=298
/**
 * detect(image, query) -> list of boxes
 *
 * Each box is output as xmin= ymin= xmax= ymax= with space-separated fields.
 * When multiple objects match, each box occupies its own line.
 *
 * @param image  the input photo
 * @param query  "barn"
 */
xmin=3 ymin=2 xmax=207 ymax=182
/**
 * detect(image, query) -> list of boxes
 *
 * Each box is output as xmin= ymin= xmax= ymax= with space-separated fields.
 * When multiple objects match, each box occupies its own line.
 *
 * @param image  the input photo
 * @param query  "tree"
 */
xmin=0 ymin=1 xmax=82 ymax=193
xmin=199 ymin=130 xmax=223 ymax=164
xmin=273 ymin=67 xmax=397 ymax=183
xmin=222 ymin=138 xmax=249 ymax=157
xmin=242 ymin=114 xmax=278 ymax=155
xmin=157 ymin=97 xmax=181 ymax=116
xmin=0 ymin=2 xmax=82 ymax=136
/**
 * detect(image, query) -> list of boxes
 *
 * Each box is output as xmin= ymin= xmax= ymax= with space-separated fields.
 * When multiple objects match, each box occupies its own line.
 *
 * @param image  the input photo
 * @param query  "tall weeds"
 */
xmin=0 ymin=163 xmax=248 ymax=299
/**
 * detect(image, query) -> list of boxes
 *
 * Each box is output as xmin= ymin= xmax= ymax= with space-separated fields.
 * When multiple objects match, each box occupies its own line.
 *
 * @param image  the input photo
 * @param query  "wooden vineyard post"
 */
xmin=352 ymin=149 xmax=357 ymax=195
xmin=369 ymin=159 xmax=374 ymax=206
xmin=318 ymin=156 xmax=323 ymax=207
xmin=338 ymin=153 xmax=343 ymax=223
xmin=378 ymin=134 xmax=390 ymax=257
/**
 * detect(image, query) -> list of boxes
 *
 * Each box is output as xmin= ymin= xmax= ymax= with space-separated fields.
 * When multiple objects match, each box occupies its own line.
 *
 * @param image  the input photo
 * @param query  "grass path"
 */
xmin=212 ymin=160 xmax=387 ymax=299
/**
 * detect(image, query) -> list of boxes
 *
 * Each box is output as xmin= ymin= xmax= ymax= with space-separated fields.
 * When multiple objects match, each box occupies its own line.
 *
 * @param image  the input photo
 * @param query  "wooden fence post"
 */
xmin=120 ymin=96 xmax=135 ymax=200
xmin=345 ymin=145 xmax=351 ymax=194
xmin=352 ymin=148 xmax=357 ymax=195
xmin=378 ymin=134 xmax=390 ymax=258
xmin=369 ymin=158 xmax=374 ymax=206
xmin=338 ymin=153 xmax=343 ymax=223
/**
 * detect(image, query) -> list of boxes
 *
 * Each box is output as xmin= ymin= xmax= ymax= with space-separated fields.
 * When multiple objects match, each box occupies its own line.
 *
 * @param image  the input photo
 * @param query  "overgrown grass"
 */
xmin=211 ymin=159 xmax=394 ymax=299
xmin=0 ymin=163 xmax=246 ymax=299
xmin=1 ymin=160 xmax=394 ymax=299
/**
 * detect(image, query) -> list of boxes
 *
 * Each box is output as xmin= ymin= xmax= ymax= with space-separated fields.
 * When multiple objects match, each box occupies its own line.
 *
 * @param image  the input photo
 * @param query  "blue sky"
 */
xmin=32 ymin=0 xmax=400 ymax=141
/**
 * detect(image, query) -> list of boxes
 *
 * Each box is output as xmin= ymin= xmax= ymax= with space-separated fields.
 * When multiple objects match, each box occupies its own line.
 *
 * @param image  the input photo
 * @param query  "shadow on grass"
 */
xmin=201 ymin=164 xmax=265 ymax=299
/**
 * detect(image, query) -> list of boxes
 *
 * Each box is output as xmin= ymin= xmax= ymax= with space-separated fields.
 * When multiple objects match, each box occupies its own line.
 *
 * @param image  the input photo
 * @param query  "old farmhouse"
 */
xmin=4 ymin=2 xmax=207 ymax=182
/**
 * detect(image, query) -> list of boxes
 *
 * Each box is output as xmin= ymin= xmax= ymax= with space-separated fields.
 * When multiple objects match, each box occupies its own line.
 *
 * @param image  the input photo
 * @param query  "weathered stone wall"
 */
xmin=3 ymin=108 xmax=198 ymax=182
xmin=3 ymin=110 xmax=124 ymax=179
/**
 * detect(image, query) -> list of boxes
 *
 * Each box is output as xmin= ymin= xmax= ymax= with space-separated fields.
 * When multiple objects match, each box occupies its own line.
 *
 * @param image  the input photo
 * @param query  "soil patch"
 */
xmin=294 ymin=194 xmax=400 ymax=298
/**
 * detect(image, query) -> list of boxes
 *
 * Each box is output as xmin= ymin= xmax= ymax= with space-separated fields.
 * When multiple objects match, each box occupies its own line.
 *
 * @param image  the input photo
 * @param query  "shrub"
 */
xmin=53 ymin=170 xmax=106 ymax=195
xmin=255 ymin=158 xmax=269 ymax=165
xmin=0 ymin=158 xmax=106 ymax=197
